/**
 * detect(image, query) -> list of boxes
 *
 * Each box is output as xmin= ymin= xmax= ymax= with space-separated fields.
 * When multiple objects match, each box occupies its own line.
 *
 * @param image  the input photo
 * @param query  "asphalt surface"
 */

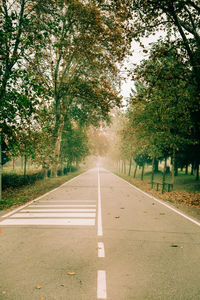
xmin=0 ymin=168 xmax=200 ymax=300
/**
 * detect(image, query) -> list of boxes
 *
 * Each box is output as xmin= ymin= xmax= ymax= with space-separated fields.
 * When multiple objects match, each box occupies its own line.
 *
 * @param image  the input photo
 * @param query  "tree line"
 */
xmin=0 ymin=0 xmax=131 ymax=176
xmin=108 ymin=0 xmax=200 ymax=184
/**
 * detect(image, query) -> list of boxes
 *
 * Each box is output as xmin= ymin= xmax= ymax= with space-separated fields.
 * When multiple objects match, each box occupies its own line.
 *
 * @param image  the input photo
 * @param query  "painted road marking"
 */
xmin=98 ymin=242 xmax=105 ymax=258
xmin=98 ymin=168 xmax=103 ymax=236
xmin=11 ymin=212 xmax=96 ymax=218
xmin=97 ymin=270 xmax=107 ymax=299
xmin=0 ymin=219 xmax=95 ymax=226
xmin=28 ymin=205 xmax=96 ymax=208
xmin=39 ymin=200 xmax=96 ymax=203
xmin=21 ymin=209 xmax=96 ymax=212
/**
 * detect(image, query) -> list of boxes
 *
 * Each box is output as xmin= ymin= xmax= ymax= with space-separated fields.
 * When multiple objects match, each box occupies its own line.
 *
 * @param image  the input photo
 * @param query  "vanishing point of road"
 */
xmin=0 ymin=168 xmax=200 ymax=299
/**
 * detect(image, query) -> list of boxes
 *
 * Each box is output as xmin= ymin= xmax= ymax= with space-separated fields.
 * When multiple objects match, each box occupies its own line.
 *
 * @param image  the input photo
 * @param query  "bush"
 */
xmin=2 ymin=172 xmax=44 ymax=190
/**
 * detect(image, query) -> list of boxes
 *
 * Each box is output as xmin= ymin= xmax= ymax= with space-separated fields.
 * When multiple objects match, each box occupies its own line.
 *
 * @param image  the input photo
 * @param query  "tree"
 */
xmin=0 ymin=0 xmax=52 ymax=135
xmin=128 ymin=41 xmax=195 ymax=183
xmin=29 ymin=0 xmax=131 ymax=176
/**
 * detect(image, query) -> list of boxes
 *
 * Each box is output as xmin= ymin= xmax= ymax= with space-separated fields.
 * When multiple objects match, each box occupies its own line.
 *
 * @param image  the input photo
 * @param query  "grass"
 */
xmin=120 ymin=163 xmax=200 ymax=193
xmin=0 ymin=169 xmax=85 ymax=211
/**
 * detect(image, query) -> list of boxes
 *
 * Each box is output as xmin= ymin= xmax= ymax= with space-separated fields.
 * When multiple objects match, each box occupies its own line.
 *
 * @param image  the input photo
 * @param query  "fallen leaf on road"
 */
xmin=35 ymin=285 xmax=42 ymax=289
xmin=170 ymin=244 xmax=178 ymax=247
xmin=60 ymin=284 xmax=64 ymax=287
xmin=152 ymin=203 xmax=155 ymax=205
xmin=160 ymin=213 xmax=165 ymax=215
xmin=115 ymin=216 xmax=120 ymax=219
xmin=143 ymin=211 xmax=147 ymax=213
xmin=40 ymin=297 xmax=44 ymax=300
xmin=0 ymin=228 xmax=2 ymax=234
xmin=120 ymin=207 xmax=125 ymax=209
xmin=67 ymin=272 xmax=76 ymax=275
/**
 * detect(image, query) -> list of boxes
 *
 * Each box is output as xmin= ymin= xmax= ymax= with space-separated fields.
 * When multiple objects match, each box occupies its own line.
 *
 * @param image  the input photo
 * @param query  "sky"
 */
xmin=120 ymin=32 xmax=166 ymax=100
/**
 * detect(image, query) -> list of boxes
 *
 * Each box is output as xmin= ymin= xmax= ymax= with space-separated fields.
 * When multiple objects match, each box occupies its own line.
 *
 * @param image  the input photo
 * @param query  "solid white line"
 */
xmin=97 ymin=270 xmax=107 ymax=299
xmin=112 ymin=172 xmax=200 ymax=228
xmin=21 ymin=209 xmax=96 ymax=212
xmin=98 ymin=242 xmax=105 ymax=258
xmin=1 ymin=171 xmax=87 ymax=219
xmin=10 ymin=212 xmax=96 ymax=218
xmin=98 ymin=168 xmax=103 ymax=236
xmin=28 ymin=205 xmax=96 ymax=208
xmin=0 ymin=218 xmax=95 ymax=226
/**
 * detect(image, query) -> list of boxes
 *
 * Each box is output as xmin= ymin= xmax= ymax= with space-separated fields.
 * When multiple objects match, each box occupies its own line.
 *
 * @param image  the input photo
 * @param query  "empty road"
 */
xmin=0 ymin=168 xmax=200 ymax=299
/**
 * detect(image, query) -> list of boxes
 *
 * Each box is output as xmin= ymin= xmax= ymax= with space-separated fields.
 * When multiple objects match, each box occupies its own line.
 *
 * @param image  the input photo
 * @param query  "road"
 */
xmin=0 ymin=168 xmax=200 ymax=299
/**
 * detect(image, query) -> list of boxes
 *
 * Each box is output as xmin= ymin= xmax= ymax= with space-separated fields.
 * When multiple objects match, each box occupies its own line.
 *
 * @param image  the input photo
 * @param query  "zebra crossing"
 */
xmin=0 ymin=200 xmax=96 ymax=226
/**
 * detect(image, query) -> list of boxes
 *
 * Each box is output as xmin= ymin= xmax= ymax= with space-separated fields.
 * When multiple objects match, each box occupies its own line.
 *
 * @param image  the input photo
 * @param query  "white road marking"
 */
xmin=11 ymin=212 xmax=96 ymax=218
xmin=39 ymin=200 xmax=96 ymax=203
xmin=113 ymin=172 xmax=200 ymax=228
xmin=0 ymin=218 xmax=95 ymax=226
xmin=98 ymin=168 xmax=103 ymax=236
xmin=98 ymin=242 xmax=105 ymax=258
xmin=21 ymin=209 xmax=96 ymax=212
xmin=97 ymin=270 xmax=107 ymax=299
xmin=28 ymin=205 xmax=96 ymax=208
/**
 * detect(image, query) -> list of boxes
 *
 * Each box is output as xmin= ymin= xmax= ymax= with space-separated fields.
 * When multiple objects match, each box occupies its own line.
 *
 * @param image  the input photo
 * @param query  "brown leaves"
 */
xmin=35 ymin=285 xmax=42 ymax=289
xmin=67 ymin=272 xmax=76 ymax=276
xmin=114 ymin=216 xmax=120 ymax=219
xmin=170 ymin=244 xmax=178 ymax=247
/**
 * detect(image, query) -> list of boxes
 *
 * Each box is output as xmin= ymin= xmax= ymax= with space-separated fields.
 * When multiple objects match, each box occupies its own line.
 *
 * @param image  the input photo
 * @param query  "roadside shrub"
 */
xmin=2 ymin=172 xmax=44 ymax=190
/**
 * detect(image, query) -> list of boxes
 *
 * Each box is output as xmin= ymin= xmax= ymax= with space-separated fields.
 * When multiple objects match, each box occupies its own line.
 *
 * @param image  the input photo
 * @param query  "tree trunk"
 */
xmin=191 ymin=162 xmax=194 ymax=175
xmin=162 ymin=157 xmax=167 ymax=193
xmin=52 ymin=119 xmax=64 ymax=177
xmin=128 ymin=158 xmax=132 ymax=176
xmin=196 ymin=162 xmax=199 ymax=181
xmin=133 ymin=164 xmax=138 ymax=178
xmin=141 ymin=163 xmax=145 ymax=181
xmin=151 ymin=157 xmax=155 ymax=188
xmin=185 ymin=164 xmax=188 ymax=175
xmin=172 ymin=146 xmax=175 ymax=184
xmin=154 ymin=159 xmax=159 ymax=172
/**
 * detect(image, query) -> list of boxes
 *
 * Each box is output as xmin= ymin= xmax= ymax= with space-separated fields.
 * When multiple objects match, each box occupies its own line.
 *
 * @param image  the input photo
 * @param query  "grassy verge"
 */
xmin=0 ymin=169 xmax=85 ymax=211
xmin=113 ymin=170 xmax=200 ymax=221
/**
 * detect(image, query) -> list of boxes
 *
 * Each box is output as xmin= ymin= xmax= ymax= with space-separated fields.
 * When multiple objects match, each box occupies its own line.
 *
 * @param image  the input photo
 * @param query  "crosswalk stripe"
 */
xmin=11 ymin=213 xmax=96 ymax=218
xmin=0 ymin=219 xmax=95 ymax=226
xmin=21 ymin=209 xmax=96 ymax=212
xmin=39 ymin=200 xmax=96 ymax=203
xmin=28 ymin=205 xmax=96 ymax=208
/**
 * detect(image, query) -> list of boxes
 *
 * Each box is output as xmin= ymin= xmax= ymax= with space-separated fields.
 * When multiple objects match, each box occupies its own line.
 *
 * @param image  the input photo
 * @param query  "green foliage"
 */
xmin=2 ymin=171 xmax=44 ymax=190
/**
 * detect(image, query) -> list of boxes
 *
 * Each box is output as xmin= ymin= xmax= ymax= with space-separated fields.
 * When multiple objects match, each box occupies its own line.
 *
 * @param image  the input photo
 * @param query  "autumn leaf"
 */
xmin=115 ymin=216 xmax=120 ymax=219
xmin=35 ymin=285 xmax=42 ymax=289
xmin=67 ymin=272 xmax=76 ymax=275
xmin=170 ymin=244 xmax=178 ymax=247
